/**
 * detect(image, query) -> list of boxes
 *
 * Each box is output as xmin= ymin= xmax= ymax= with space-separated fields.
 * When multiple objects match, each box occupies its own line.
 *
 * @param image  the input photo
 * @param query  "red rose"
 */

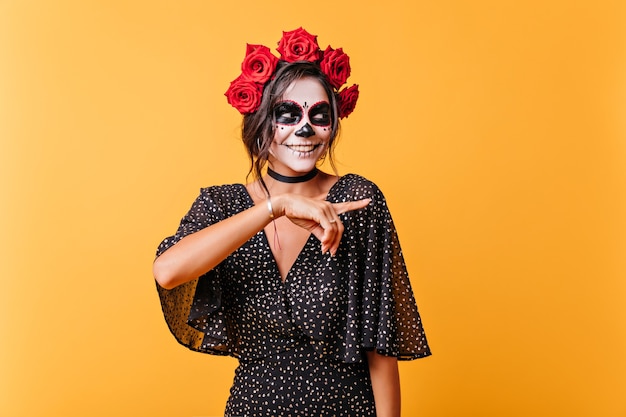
xmin=225 ymin=75 xmax=263 ymax=114
xmin=277 ymin=27 xmax=320 ymax=62
xmin=241 ymin=44 xmax=279 ymax=83
xmin=337 ymin=84 xmax=359 ymax=119
xmin=320 ymin=46 xmax=351 ymax=90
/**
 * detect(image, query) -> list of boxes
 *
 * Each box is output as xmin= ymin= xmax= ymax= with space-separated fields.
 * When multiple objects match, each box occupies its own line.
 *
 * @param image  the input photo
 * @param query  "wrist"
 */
xmin=266 ymin=198 xmax=275 ymax=220
xmin=269 ymin=194 xmax=286 ymax=218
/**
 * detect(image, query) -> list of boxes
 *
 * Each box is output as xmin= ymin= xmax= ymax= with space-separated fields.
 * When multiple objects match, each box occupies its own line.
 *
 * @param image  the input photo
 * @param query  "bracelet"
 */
xmin=266 ymin=198 xmax=274 ymax=220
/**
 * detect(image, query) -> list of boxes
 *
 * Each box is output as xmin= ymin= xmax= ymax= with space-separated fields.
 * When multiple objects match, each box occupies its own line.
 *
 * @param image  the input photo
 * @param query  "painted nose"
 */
xmin=295 ymin=123 xmax=314 ymax=138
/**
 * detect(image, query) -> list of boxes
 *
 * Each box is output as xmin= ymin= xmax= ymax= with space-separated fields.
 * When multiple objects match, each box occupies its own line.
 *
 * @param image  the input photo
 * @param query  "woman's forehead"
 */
xmin=282 ymin=77 xmax=329 ymax=104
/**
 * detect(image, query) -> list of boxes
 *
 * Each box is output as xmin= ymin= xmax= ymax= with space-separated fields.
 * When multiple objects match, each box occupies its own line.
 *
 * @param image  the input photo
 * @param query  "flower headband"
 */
xmin=225 ymin=28 xmax=359 ymax=119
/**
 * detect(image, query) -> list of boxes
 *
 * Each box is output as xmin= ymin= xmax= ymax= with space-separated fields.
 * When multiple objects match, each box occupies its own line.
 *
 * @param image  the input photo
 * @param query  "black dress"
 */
xmin=156 ymin=174 xmax=431 ymax=417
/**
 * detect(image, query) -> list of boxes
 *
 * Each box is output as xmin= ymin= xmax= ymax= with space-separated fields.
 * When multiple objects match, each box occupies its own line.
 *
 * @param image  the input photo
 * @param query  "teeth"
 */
xmin=286 ymin=144 xmax=317 ymax=152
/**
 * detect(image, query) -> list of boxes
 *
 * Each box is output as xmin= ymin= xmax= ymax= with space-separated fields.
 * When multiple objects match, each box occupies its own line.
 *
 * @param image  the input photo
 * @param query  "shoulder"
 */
xmin=333 ymin=174 xmax=395 ymax=226
xmin=192 ymin=183 xmax=251 ymax=216
xmin=197 ymin=183 xmax=248 ymax=202
xmin=332 ymin=174 xmax=386 ymax=202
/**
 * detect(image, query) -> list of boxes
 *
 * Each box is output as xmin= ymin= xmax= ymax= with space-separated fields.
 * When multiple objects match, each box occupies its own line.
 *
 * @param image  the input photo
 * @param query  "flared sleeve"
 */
xmin=154 ymin=185 xmax=242 ymax=356
xmin=331 ymin=175 xmax=431 ymax=361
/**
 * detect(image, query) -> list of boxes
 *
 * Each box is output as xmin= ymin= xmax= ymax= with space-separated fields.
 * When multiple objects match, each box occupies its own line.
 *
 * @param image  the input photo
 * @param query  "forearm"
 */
xmin=153 ymin=193 xmax=371 ymax=289
xmin=367 ymin=350 xmax=401 ymax=417
xmin=153 ymin=201 xmax=272 ymax=289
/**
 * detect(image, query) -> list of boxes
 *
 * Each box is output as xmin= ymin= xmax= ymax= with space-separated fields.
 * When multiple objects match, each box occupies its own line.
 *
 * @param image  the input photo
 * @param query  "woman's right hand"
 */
xmin=154 ymin=192 xmax=371 ymax=290
xmin=272 ymin=194 xmax=371 ymax=256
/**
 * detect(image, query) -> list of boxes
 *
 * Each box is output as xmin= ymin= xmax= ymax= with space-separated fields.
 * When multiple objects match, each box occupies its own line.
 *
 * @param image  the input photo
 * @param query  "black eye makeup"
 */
xmin=308 ymin=102 xmax=331 ymax=127
xmin=273 ymin=100 xmax=331 ymax=127
xmin=274 ymin=101 xmax=303 ymax=125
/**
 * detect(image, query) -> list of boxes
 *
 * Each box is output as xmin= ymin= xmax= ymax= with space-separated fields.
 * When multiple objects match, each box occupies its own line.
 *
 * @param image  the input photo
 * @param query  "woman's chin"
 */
xmin=269 ymin=158 xmax=321 ymax=175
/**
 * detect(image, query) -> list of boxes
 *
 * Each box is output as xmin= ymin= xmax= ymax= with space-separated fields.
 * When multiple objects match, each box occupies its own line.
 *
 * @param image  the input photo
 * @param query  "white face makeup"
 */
xmin=269 ymin=77 xmax=332 ymax=176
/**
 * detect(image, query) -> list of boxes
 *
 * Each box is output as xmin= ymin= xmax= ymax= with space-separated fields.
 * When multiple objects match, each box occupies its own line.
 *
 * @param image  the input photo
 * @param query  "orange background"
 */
xmin=1 ymin=1 xmax=625 ymax=416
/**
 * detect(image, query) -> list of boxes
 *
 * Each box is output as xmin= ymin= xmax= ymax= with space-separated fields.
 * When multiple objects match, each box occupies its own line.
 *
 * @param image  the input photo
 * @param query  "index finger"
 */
xmin=331 ymin=198 xmax=372 ymax=215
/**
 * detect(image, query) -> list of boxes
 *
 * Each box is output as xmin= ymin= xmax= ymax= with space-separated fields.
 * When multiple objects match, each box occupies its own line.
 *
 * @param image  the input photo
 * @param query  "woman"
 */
xmin=153 ymin=28 xmax=431 ymax=417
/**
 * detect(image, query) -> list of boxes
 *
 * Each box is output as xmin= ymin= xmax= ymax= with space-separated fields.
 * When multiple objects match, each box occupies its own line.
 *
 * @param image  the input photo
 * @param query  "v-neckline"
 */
xmin=263 ymin=229 xmax=316 ymax=283
xmin=237 ymin=175 xmax=346 ymax=283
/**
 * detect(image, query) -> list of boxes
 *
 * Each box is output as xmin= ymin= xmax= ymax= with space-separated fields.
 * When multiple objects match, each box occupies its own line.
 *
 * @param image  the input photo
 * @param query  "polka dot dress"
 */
xmin=156 ymin=174 xmax=431 ymax=417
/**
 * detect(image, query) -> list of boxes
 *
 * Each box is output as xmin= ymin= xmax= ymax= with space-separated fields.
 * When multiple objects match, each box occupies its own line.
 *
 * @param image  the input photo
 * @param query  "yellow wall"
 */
xmin=2 ymin=1 xmax=625 ymax=416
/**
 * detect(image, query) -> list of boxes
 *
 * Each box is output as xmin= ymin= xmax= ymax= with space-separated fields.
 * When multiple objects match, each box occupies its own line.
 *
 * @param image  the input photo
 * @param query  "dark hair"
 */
xmin=241 ymin=61 xmax=341 ymax=195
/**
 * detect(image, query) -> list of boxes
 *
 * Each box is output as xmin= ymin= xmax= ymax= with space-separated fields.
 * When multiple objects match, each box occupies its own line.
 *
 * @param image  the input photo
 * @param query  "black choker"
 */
xmin=267 ymin=167 xmax=319 ymax=183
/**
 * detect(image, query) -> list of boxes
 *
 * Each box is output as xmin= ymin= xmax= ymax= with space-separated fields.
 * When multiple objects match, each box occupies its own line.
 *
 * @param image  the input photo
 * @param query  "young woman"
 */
xmin=153 ymin=28 xmax=431 ymax=417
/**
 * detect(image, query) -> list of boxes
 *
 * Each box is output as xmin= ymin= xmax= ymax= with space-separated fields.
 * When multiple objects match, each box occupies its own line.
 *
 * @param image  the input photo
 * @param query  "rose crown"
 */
xmin=225 ymin=28 xmax=359 ymax=119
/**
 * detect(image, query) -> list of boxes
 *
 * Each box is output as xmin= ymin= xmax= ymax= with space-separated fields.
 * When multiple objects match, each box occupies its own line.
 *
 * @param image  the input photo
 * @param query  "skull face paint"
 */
xmin=274 ymin=101 xmax=332 ymax=128
xmin=295 ymin=123 xmax=315 ymax=138
xmin=269 ymin=77 xmax=332 ymax=176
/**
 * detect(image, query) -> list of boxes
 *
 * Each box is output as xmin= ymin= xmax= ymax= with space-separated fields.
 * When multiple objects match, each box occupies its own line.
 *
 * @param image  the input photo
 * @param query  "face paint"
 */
xmin=295 ymin=123 xmax=315 ymax=138
xmin=268 ymin=77 xmax=332 ymax=176
xmin=274 ymin=101 xmax=303 ymax=125
xmin=273 ymin=100 xmax=331 ymax=127
xmin=308 ymin=102 xmax=331 ymax=127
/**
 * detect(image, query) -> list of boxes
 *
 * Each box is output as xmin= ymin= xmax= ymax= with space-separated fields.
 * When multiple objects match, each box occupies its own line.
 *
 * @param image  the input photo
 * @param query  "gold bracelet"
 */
xmin=266 ymin=198 xmax=274 ymax=220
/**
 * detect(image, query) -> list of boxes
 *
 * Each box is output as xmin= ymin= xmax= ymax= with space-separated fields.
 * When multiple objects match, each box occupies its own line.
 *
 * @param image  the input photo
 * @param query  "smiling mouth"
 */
xmin=282 ymin=144 xmax=323 ymax=153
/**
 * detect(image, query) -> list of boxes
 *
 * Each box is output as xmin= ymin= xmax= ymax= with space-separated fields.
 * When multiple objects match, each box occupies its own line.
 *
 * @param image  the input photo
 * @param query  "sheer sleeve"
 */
xmin=154 ymin=186 xmax=238 ymax=356
xmin=333 ymin=175 xmax=431 ymax=361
